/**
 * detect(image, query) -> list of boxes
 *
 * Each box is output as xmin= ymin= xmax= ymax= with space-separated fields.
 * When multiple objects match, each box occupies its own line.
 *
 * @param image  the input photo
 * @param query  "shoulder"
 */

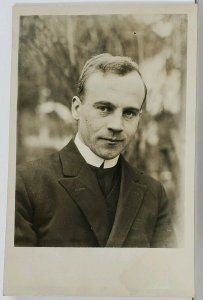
xmin=16 ymin=150 xmax=61 ymax=181
xmin=16 ymin=139 xmax=77 ymax=179
xmin=122 ymin=157 xmax=165 ymax=196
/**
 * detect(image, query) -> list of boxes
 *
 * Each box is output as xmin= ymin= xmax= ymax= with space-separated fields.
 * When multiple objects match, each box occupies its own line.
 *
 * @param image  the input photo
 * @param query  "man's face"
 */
xmin=72 ymin=71 xmax=145 ymax=160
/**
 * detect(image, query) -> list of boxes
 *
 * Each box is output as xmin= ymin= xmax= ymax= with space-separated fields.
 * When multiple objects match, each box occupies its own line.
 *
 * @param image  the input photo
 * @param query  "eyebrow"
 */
xmin=93 ymin=101 xmax=141 ymax=110
xmin=123 ymin=106 xmax=140 ymax=112
xmin=93 ymin=101 xmax=116 ymax=109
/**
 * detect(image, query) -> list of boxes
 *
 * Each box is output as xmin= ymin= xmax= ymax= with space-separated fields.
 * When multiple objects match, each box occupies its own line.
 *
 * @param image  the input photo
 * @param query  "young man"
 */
xmin=15 ymin=53 xmax=175 ymax=247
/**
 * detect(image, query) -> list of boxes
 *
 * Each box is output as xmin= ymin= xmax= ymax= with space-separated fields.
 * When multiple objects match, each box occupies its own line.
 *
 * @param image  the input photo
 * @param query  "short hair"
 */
xmin=77 ymin=53 xmax=147 ymax=109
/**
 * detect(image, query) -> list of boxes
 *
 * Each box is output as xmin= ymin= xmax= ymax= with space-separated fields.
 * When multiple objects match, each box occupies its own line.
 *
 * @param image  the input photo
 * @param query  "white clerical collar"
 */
xmin=74 ymin=133 xmax=119 ymax=169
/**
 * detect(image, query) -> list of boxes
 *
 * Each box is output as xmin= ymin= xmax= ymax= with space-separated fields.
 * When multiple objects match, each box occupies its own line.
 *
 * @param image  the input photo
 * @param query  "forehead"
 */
xmin=84 ymin=71 xmax=145 ymax=106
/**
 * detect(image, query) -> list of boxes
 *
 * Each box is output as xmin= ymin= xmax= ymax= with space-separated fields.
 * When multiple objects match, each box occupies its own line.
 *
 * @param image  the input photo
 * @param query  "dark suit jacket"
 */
xmin=15 ymin=140 xmax=176 ymax=247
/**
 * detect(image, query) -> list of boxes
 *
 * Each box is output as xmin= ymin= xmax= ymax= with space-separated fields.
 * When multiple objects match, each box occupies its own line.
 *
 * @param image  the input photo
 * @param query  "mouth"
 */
xmin=100 ymin=138 xmax=124 ymax=144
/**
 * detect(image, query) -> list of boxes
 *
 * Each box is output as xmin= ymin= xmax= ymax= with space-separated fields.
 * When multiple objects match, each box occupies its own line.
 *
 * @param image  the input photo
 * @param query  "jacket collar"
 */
xmin=59 ymin=139 xmax=86 ymax=177
xmin=59 ymin=140 xmax=110 ymax=246
xmin=58 ymin=139 xmax=147 ymax=247
xmin=106 ymin=156 xmax=147 ymax=247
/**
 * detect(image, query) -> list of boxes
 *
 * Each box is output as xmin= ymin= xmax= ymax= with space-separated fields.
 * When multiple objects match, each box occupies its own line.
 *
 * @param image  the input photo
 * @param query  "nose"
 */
xmin=107 ymin=111 xmax=124 ymax=133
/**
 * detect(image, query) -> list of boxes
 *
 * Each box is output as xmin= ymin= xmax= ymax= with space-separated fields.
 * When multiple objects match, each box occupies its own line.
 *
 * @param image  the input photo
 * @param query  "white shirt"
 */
xmin=74 ymin=133 xmax=119 ymax=169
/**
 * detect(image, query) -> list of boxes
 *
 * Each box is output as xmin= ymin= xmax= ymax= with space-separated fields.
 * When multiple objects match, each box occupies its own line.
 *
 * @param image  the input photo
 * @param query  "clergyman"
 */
xmin=15 ymin=53 xmax=176 ymax=247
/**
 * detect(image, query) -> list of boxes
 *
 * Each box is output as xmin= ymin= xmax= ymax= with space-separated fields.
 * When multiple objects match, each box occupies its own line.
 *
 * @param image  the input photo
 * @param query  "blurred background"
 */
xmin=17 ymin=14 xmax=187 ymax=245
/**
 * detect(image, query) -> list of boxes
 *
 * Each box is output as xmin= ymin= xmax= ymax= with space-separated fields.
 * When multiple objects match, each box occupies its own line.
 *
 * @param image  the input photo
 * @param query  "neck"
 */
xmin=74 ymin=133 xmax=119 ymax=168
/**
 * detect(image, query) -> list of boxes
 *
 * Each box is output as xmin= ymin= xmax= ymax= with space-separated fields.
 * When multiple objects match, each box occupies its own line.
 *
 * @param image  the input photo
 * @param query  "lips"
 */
xmin=100 ymin=137 xmax=124 ymax=143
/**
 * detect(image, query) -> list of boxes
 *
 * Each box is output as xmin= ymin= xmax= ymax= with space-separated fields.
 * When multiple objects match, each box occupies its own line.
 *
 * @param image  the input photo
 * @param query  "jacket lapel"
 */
xmin=106 ymin=157 xmax=147 ymax=247
xmin=58 ymin=140 xmax=110 ymax=247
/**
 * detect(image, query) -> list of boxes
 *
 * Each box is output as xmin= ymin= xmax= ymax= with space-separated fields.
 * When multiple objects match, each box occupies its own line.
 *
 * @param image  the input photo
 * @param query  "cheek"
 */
xmin=83 ymin=113 xmax=105 ymax=131
xmin=81 ymin=118 xmax=91 ymax=134
xmin=125 ymin=120 xmax=139 ymax=137
xmin=81 ymin=116 xmax=100 ymax=135
xmin=80 ymin=109 xmax=97 ymax=126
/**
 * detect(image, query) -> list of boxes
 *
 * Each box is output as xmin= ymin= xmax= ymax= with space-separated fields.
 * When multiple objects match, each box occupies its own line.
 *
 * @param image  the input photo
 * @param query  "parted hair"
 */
xmin=77 ymin=53 xmax=147 ymax=107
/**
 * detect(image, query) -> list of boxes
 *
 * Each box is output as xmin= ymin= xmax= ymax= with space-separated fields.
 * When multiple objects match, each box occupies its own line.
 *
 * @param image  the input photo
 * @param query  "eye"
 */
xmin=97 ymin=106 xmax=112 ymax=113
xmin=123 ymin=110 xmax=139 ymax=119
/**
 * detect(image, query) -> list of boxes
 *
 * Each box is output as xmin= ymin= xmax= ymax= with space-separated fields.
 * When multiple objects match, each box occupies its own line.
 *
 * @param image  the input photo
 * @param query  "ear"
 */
xmin=72 ymin=96 xmax=82 ymax=121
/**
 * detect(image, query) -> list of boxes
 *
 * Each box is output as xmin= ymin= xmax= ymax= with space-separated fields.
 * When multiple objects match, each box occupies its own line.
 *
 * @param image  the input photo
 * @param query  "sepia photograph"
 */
xmin=4 ymin=3 xmax=196 ymax=297
xmin=15 ymin=13 xmax=187 ymax=248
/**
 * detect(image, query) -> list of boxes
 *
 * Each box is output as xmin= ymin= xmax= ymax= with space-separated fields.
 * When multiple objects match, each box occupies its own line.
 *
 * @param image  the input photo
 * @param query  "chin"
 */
xmin=92 ymin=145 xmax=123 ymax=160
xmin=98 ymin=152 xmax=120 ymax=160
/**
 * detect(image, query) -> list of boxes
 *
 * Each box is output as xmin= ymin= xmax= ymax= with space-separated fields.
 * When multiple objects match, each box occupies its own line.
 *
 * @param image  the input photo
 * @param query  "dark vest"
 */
xmin=88 ymin=162 xmax=121 ymax=241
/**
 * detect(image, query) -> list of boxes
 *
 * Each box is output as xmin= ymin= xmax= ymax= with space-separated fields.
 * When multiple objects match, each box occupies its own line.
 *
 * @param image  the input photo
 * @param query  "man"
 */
xmin=15 ymin=53 xmax=175 ymax=247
